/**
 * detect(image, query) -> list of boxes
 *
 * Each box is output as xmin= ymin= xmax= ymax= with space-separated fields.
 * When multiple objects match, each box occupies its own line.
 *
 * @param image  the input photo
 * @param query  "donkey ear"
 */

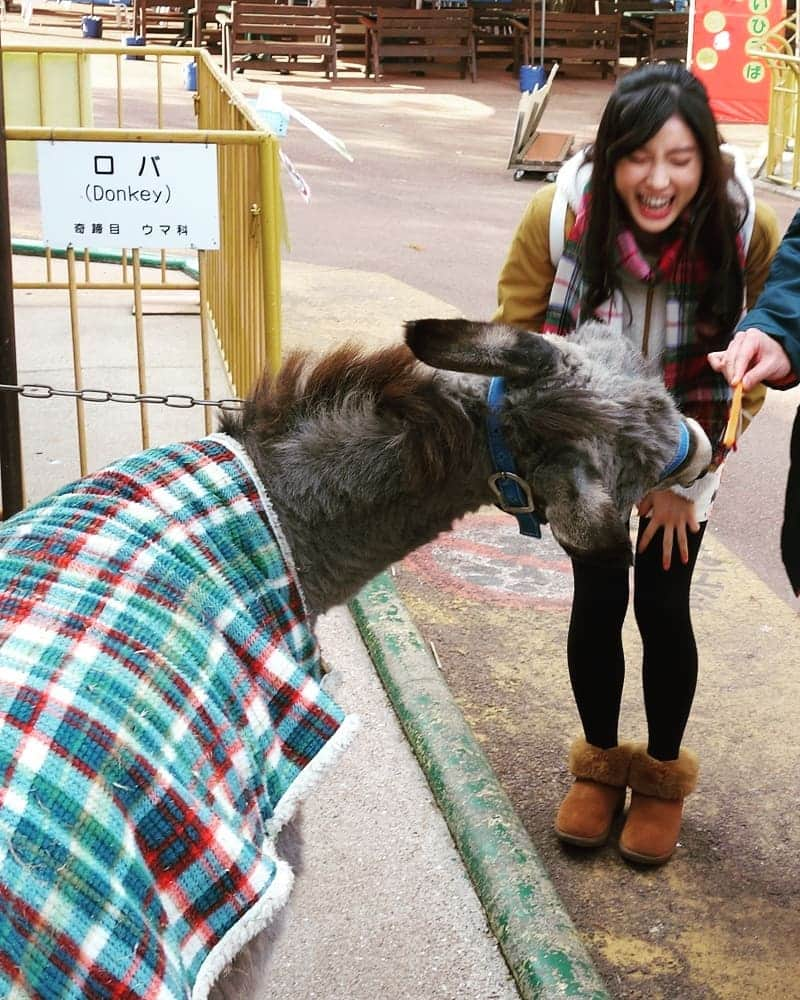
xmin=404 ymin=318 xmax=561 ymax=379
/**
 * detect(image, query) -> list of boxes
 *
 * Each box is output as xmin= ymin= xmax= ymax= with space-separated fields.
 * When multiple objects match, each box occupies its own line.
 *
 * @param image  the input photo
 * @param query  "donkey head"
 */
xmin=405 ymin=318 xmax=711 ymax=565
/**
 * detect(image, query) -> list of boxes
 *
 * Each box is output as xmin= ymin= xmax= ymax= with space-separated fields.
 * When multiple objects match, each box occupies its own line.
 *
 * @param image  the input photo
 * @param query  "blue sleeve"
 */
xmin=737 ymin=207 xmax=800 ymax=382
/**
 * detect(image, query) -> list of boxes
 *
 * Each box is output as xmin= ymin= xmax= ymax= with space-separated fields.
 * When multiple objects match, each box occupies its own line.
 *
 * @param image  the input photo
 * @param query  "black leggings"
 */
xmin=567 ymin=519 xmax=707 ymax=762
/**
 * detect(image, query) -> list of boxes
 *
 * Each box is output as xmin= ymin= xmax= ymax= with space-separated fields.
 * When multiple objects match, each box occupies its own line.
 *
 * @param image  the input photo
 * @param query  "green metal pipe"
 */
xmin=349 ymin=573 xmax=611 ymax=1000
xmin=11 ymin=239 xmax=199 ymax=280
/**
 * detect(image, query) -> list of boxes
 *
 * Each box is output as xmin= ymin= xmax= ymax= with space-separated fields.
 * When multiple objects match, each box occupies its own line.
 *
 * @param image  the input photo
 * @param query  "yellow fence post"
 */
xmin=260 ymin=134 xmax=282 ymax=377
xmin=65 ymin=248 xmax=88 ymax=477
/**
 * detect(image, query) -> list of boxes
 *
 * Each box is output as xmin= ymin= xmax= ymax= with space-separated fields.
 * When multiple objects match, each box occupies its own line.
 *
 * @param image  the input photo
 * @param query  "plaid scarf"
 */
xmin=0 ymin=434 xmax=357 ymax=999
xmin=543 ymin=190 xmax=746 ymax=466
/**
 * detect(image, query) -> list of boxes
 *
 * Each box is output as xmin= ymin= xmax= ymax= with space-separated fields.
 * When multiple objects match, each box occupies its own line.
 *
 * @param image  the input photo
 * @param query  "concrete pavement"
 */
xmin=263 ymin=605 xmax=521 ymax=1000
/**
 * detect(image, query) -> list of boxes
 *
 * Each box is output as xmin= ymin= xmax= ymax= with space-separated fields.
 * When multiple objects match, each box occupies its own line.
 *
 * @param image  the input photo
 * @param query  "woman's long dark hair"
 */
xmin=581 ymin=63 xmax=746 ymax=340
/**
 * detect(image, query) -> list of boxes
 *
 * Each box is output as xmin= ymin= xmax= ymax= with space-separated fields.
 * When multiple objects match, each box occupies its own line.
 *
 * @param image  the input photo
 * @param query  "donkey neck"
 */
xmin=239 ymin=374 xmax=495 ymax=614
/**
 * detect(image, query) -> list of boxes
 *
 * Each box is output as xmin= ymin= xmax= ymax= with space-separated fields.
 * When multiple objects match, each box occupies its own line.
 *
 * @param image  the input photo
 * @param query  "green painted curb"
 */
xmin=349 ymin=572 xmax=611 ymax=1000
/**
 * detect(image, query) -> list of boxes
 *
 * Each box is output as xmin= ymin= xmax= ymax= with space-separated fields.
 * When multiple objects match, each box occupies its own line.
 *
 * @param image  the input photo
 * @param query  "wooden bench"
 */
xmin=223 ymin=2 xmax=338 ymax=78
xmin=332 ymin=0 xmax=414 ymax=67
xmin=472 ymin=3 xmax=529 ymax=73
xmin=526 ymin=12 xmax=621 ymax=79
xmin=641 ymin=12 xmax=689 ymax=62
xmin=607 ymin=1 xmax=676 ymax=61
xmin=366 ymin=8 xmax=477 ymax=81
xmin=189 ymin=0 xmax=223 ymax=48
xmin=135 ymin=0 xmax=195 ymax=45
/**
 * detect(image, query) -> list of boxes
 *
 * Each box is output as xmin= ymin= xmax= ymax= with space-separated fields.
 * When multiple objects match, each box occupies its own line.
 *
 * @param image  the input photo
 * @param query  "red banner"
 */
xmin=690 ymin=0 xmax=786 ymax=124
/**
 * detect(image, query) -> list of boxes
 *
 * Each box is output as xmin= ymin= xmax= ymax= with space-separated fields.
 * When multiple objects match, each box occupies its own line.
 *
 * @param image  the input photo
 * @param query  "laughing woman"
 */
xmin=495 ymin=63 xmax=779 ymax=865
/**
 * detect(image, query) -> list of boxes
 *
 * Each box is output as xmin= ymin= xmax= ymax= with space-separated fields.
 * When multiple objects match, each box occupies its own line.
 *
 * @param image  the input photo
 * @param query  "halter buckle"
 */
xmin=488 ymin=471 xmax=536 ymax=514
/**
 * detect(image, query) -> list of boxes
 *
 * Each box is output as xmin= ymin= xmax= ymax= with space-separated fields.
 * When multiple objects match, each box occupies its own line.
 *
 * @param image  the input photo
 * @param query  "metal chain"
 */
xmin=0 ymin=382 xmax=244 ymax=411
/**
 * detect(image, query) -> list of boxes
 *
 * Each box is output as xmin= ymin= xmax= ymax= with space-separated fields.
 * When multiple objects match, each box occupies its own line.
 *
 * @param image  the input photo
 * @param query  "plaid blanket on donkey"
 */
xmin=0 ymin=433 xmax=358 ymax=999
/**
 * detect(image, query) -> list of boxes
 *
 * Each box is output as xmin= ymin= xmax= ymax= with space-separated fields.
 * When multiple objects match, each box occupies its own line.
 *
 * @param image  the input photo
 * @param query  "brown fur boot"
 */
xmin=555 ymin=739 xmax=633 ymax=847
xmin=619 ymin=745 xmax=699 ymax=866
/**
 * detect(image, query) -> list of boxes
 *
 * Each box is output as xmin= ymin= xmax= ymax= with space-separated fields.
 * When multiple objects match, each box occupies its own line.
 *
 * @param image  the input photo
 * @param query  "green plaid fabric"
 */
xmin=0 ymin=433 xmax=357 ymax=999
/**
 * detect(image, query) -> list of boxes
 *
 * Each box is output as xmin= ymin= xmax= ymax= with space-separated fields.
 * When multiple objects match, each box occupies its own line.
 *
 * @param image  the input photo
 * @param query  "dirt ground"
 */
xmin=394 ymin=512 xmax=800 ymax=1000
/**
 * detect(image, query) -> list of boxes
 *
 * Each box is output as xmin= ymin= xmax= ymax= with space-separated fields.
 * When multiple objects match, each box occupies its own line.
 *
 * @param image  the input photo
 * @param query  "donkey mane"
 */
xmin=222 ymin=342 xmax=626 ymax=490
xmin=243 ymin=343 xmax=425 ymax=430
xmin=221 ymin=342 xmax=476 ymax=488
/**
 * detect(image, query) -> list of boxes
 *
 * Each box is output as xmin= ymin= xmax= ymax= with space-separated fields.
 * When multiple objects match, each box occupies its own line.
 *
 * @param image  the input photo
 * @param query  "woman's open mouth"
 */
xmin=637 ymin=194 xmax=674 ymax=221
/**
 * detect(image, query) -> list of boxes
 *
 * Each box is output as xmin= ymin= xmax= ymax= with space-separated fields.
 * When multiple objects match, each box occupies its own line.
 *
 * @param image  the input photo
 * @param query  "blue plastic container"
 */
xmin=519 ymin=63 xmax=546 ymax=92
xmin=81 ymin=15 xmax=103 ymax=37
xmin=184 ymin=61 xmax=197 ymax=91
xmin=257 ymin=109 xmax=288 ymax=136
xmin=125 ymin=35 xmax=145 ymax=59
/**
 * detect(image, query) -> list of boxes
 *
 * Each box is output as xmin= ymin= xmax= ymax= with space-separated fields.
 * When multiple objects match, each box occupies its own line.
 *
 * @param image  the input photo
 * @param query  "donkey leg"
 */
xmin=208 ymin=813 xmax=305 ymax=999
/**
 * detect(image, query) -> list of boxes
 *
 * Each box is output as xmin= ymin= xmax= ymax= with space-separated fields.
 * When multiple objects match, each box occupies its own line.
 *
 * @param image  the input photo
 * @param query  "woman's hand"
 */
xmin=637 ymin=490 xmax=700 ymax=571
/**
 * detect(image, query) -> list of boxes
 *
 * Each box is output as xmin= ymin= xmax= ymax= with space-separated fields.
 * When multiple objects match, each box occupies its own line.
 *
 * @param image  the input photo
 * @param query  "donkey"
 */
xmin=223 ymin=317 xmax=710 ymax=613
xmin=0 ymin=318 xmax=710 ymax=1000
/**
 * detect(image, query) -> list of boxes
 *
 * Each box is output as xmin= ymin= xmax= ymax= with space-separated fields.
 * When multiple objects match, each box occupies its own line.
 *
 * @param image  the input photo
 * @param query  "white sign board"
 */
xmin=37 ymin=141 xmax=220 ymax=250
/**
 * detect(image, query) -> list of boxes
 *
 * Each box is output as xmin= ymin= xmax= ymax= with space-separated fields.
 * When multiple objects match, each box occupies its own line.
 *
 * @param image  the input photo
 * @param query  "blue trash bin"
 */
xmin=519 ymin=63 xmax=546 ymax=92
xmin=125 ymin=35 xmax=145 ymax=59
xmin=82 ymin=15 xmax=103 ymax=38
xmin=184 ymin=61 xmax=197 ymax=91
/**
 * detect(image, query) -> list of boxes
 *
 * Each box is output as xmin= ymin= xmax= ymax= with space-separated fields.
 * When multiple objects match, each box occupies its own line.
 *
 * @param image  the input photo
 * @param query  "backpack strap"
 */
xmin=721 ymin=142 xmax=756 ymax=256
xmin=548 ymin=183 xmax=570 ymax=268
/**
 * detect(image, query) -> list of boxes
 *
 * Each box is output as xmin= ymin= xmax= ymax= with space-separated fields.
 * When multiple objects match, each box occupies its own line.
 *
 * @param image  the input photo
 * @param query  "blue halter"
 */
xmin=485 ymin=376 xmax=542 ymax=539
xmin=659 ymin=419 xmax=691 ymax=481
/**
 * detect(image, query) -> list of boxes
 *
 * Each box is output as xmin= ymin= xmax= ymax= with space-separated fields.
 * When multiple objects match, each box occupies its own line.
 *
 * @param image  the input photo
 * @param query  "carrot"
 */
xmin=722 ymin=382 xmax=743 ymax=448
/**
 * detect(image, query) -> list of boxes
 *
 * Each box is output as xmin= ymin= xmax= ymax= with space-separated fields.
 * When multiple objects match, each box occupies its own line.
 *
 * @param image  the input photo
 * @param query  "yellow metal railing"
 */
xmin=194 ymin=52 xmax=284 ymax=394
xmin=4 ymin=43 xmax=283 ymax=494
xmin=747 ymin=13 xmax=800 ymax=188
